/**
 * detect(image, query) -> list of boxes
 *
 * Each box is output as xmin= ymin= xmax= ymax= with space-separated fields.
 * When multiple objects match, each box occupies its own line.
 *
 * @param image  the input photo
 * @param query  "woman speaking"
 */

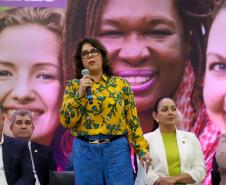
xmin=60 ymin=38 xmax=151 ymax=185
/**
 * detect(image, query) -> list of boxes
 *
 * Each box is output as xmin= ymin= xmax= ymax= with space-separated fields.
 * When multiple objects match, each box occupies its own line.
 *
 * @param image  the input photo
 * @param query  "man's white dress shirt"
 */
xmin=0 ymin=134 xmax=8 ymax=185
xmin=28 ymin=141 xmax=40 ymax=185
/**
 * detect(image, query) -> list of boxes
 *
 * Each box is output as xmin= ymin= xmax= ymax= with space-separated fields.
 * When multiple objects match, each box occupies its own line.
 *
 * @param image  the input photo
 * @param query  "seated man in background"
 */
xmin=10 ymin=109 xmax=56 ymax=185
xmin=0 ymin=104 xmax=35 ymax=185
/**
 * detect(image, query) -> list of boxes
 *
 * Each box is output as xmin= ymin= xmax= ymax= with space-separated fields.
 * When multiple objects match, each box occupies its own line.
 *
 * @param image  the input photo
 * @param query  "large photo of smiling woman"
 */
xmin=0 ymin=7 xmax=65 ymax=147
xmin=62 ymin=0 xmax=221 ymax=184
xmin=204 ymin=0 xmax=226 ymax=184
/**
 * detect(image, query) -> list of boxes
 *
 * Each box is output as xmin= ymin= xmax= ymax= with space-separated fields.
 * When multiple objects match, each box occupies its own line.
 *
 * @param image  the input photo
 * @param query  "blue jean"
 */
xmin=72 ymin=136 xmax=134 ymax=185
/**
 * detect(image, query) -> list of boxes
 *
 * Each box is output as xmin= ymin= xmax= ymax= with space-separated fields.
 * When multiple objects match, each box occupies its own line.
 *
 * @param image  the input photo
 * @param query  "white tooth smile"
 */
xmin=124 ymin=76 xmax=151 ymax=85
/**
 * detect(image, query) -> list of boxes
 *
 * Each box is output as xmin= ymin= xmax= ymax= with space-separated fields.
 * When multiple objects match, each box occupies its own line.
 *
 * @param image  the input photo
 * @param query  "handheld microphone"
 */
xmin=81 ymin=69 xmax=93 ymax=104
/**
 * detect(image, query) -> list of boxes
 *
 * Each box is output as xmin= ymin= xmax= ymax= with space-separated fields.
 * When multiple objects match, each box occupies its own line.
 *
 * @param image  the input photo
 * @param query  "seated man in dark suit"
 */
xmin=10 ymin=109 xmax=56 ymax=185
xmin=0 ymin=104 xmax=35 ymax=185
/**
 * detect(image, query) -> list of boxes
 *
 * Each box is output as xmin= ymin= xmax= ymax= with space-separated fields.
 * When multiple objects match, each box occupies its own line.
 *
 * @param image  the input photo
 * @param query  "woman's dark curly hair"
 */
xmin=73 ymin=38 xmax=113 ymax=79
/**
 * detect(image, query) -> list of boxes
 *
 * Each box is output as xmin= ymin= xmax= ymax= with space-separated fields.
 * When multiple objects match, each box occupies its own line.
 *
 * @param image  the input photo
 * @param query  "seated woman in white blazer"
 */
xmin=144 ymin=97 xmax=206 ymax=185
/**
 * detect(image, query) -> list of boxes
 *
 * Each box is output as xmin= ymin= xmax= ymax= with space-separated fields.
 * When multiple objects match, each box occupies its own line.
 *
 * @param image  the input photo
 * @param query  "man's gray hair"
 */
xmin=11 ymin=110 xmax=33 ymax=124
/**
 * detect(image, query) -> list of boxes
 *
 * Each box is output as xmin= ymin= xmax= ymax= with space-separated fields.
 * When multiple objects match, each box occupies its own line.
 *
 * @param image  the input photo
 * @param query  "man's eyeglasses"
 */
xmin=81 ymin=48 xmax=99 ymax=59
xmin=15 ymin=120 xmax=33 ymax=126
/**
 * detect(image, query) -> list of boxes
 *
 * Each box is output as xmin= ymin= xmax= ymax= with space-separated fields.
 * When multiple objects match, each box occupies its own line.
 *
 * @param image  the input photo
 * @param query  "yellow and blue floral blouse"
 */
xmin=60 ymin=74 xmax=149 ymax=157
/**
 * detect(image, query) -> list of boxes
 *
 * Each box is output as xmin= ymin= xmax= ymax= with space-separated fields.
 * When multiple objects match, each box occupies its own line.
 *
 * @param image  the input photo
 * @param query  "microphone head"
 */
xmin=81 ymin=69 xmax=90 ymax=77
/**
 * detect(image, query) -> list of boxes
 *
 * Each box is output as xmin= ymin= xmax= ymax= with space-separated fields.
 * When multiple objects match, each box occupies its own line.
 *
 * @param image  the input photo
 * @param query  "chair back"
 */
xmin=50 ymin=171 xmax=75 ymax=185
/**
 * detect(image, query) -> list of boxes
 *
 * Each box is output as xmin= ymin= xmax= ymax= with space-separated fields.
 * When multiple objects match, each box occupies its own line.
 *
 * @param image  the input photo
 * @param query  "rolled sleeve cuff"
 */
xmin=137 ymin=149 xmax=149 ymax=158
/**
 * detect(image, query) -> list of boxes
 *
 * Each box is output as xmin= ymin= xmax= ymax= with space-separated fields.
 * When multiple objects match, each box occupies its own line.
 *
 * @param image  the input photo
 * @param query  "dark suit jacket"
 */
xmin=2 ymin=135 xmax=35 ymax=185
xmin=31 ymin=142 xmax=56 ymax=185
xmin=211 ymin=153 xmax=221 ymax=185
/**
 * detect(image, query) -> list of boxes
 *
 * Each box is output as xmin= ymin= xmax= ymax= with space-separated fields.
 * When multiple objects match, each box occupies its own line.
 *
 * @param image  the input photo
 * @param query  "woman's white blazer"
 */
xmin=144 ymin=128 xmax=206 ymax=185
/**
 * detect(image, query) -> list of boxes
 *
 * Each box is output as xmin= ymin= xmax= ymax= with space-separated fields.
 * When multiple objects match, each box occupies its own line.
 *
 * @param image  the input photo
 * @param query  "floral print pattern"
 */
xmin=60 ymin=74 xmax=149 ymax=157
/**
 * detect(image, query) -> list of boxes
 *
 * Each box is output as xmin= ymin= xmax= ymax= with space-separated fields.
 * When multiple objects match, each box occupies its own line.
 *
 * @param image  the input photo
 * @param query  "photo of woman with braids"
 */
xmin=61 ymin=0 xmax=221 ymax=184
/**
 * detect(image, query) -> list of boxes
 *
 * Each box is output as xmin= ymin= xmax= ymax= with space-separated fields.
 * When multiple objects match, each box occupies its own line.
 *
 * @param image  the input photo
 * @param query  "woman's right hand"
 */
xmin=139 ymin=154 xmax=152 ymax=172
xmin=78 ymin=75 xmax=93 ymax=97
